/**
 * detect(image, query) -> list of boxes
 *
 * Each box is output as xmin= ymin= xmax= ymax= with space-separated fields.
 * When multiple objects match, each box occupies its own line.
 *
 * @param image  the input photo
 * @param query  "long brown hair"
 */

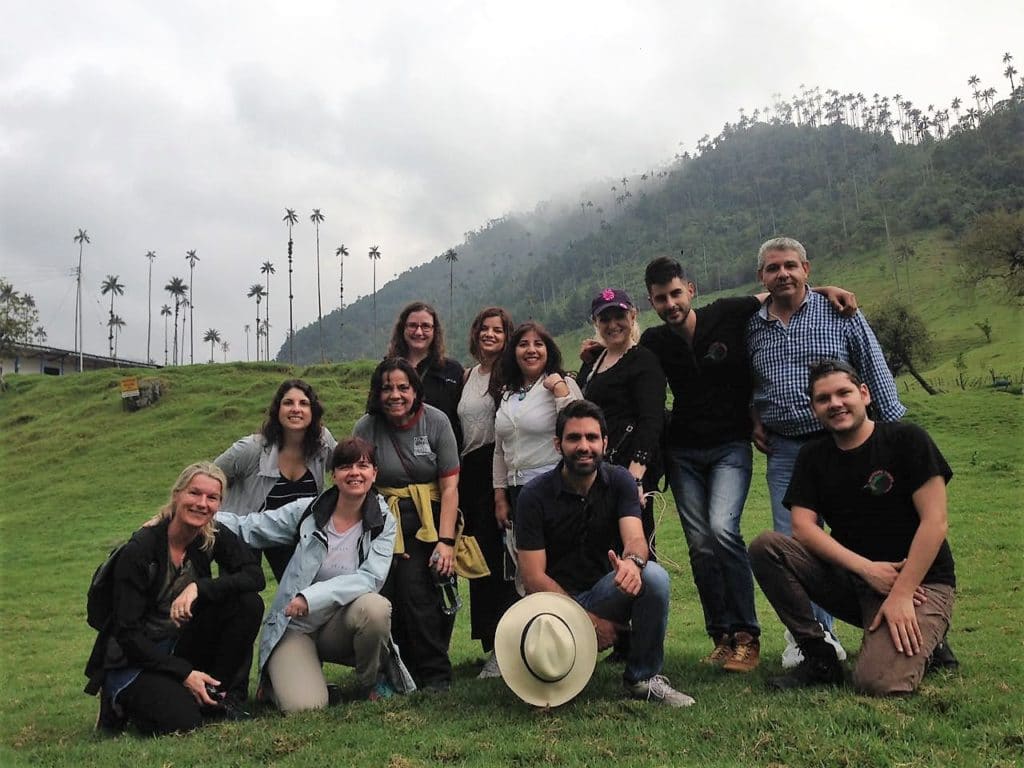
xmin=489 ymin=321 xmax=565 ymax=403
xmin=387 ymin=302 xmax=447 ymax=366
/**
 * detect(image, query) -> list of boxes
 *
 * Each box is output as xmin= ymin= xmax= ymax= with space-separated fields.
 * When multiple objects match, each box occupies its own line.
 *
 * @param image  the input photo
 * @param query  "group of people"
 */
xmin=86 ymin=236 xmax=958 ymax=735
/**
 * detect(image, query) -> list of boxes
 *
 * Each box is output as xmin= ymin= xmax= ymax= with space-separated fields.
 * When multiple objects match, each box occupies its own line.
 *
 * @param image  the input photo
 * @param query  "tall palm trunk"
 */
xmin=172 ymin=302 xmax=180 ymax=365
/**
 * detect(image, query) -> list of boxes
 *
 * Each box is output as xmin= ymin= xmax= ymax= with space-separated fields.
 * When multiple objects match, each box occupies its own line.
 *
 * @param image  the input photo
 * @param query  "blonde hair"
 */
xmin=590 ymin=306 xmax=641 ymax=346
xmin=147 ymin=462 xmax=227 ymax=552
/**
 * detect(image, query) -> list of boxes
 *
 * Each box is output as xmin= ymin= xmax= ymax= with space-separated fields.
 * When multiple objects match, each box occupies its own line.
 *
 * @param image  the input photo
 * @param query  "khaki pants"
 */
xmin=750 ymin=531 xmax=955 ymax=696
xmin=265 ymin=592 xmax=391 ymax=713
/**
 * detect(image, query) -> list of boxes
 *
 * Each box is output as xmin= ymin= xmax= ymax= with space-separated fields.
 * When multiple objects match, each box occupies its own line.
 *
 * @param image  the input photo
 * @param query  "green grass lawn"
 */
xmin=0 ymin=359 xmax=1021 ymax=767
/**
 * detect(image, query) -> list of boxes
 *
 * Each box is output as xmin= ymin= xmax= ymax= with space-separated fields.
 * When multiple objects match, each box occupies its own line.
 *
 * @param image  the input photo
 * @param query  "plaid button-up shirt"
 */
xmin=746 ymin=289 xmax=905 ymax=436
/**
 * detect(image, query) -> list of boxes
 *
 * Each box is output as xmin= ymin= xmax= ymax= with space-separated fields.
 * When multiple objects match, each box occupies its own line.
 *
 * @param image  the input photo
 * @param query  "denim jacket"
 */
xmin=215 ymin=487 xmax=415 ymax=693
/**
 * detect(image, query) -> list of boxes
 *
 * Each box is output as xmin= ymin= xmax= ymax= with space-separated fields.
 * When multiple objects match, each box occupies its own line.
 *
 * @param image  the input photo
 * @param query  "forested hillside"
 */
xmin=282 ymin=94 xmax=1023 ymax=364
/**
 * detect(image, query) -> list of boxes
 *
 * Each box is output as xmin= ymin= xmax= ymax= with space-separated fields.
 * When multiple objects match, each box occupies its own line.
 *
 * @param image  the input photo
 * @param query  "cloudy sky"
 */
xmin=2 ymin=1 xmax=1020 ymax=363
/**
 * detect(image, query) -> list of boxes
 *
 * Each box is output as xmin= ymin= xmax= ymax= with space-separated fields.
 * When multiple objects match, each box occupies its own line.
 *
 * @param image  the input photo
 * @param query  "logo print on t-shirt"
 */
xmin=703 ymin=341 xmax=727 ymax=364
xmin=863 ymin=470 xmax=895 ymax=495
xmin=413 ymin=435 xmax=432 ymax=456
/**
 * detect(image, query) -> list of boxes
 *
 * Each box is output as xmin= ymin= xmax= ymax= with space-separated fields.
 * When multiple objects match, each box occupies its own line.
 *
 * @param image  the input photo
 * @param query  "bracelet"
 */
xmin=437 ymin=536 xmax=456 ymax=546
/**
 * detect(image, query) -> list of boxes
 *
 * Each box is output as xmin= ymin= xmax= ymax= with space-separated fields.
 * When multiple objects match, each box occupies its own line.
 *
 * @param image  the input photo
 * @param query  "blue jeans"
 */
xmin=666 ymin=441 xmax=759 ymax=638
xmin=765 ymin=431 xmax=834 ymax=633
xmin=573 ymin=563 xmax=671 ymax=684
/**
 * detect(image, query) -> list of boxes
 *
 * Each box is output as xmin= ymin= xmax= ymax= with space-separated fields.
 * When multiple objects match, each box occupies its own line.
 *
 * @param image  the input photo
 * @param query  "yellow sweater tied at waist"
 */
xmin=376 ymin=482 xmax=490 ymax=579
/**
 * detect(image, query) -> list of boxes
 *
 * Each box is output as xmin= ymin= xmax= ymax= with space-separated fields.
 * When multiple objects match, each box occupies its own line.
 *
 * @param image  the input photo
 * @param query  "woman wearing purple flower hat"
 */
xmin=578 ymin=288 xmax=666 ymax=550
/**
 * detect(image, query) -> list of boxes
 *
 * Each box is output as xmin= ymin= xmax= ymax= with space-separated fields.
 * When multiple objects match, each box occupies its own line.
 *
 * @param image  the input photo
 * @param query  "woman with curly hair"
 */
xmin=215 ymin=379 xmax=337 ymax=581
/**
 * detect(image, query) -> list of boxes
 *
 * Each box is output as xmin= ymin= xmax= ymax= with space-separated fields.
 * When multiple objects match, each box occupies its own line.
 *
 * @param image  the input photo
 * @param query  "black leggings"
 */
xmin=382 ymin=499 xmax=455 ymax=686
xmin=118 ymin=591 xmax=263 ymax=736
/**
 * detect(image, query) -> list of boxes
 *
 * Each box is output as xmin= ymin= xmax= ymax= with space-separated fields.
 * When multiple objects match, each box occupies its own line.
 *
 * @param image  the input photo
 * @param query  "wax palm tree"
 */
xmin=335 ymin=244 xmax=348 ymax=357
xmin=967 ymin=75 xmax=982 ymax=113
xmin=100 ymin=274 xmax=125 ymax=359
xmin=260 ymin=261 xmax=275 ymax=361
xmin=203 ymin=328 xmax=221 ymax=363
xmin=73 ymin=228 xmax=90 ymax=370
xmin=1006 ymin=64 xmax=1018 ymax=94
xmin=108 ymin=315 xmax=125 ymax=361
xmin=243 ymin=323 xmax=251 ymax=361
xmin=178 ymin=297 xmax=189 ymax=363
xmin=310 ymin=208 xmax=326 ymax=362
xmin=142 ymin=251 xmax=156 ymax=362
xmin=220 ymin=339 xmax=230 ymax=363
xmin=282 ymin=208 xmax=298 ymax=363
xmin=184 ymin=250 xmax=199 ymax=364
xmin=368 ymin=245 xmax=381 ymax=345
xmin=444 ymin=248 xmax=458 ymax=322
xmin=160 ymin=304 xmax=172 ymax=365
xmin=165 ymin=277 xmax=187 ymax=365
xmin=247 ymin=284 xmax=266 ymax=361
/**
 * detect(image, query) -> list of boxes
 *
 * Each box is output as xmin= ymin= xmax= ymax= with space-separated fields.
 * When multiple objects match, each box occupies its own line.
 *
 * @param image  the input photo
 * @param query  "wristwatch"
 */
xmin=624 ymin=554 xmax=646 ymax=570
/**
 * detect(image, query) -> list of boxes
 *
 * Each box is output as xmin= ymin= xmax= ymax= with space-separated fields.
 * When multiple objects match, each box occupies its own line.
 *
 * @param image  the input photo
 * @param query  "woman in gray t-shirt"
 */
xmin=353 ymin=358 xmax=460 ymax=691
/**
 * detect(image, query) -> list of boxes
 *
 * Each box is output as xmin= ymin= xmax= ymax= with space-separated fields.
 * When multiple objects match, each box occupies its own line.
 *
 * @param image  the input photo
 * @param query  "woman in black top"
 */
xmin=577 ymin=288 xmax=666 ymax=547
xmin=387 ymin=302 xmax=465 ymax=449
xmin=86 ymin=462 xmax=264 ymax=736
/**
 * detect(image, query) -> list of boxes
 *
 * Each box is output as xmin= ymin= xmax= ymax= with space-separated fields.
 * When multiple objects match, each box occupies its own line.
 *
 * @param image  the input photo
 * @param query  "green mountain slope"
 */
xmin=282 ymin=102 xmax=1023 ymax=364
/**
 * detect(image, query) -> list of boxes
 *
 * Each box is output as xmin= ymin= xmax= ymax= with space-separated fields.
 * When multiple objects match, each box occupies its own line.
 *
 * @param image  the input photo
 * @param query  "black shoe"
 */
xmin=769 ymin=653 xmax=844 ymax=691
xmin=421 ymin=679 xmax=451 ymax=693
xmin=926 ymin=637 xmax=959 ymax=673
xmin=95 ymin=688 xmax=126 ymax=735
xmin=326 ymin=683 xmax=344 ymax=706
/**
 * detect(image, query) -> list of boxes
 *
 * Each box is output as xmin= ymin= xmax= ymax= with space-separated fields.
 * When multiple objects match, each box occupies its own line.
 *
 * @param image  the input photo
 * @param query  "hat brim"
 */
xmin=591 ymin=301 xmax=633 ymax=320
xmin=494 ymin=592 xmax=598 ymax=707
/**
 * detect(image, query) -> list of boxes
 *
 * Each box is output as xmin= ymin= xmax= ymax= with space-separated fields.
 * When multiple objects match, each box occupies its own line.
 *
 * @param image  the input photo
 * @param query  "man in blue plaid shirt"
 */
xmin=746 ymin=236 xmax=905 ymax=666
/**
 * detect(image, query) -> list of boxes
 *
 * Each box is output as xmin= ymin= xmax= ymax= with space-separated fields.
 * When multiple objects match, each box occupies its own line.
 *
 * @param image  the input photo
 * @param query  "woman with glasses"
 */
xmin=353 ymin=358 xmax=461 ymax=692
xmin=387 ymin=302 xmax=464 ymax=449
xmin=216 ymin=437 xmax=414 ymax=712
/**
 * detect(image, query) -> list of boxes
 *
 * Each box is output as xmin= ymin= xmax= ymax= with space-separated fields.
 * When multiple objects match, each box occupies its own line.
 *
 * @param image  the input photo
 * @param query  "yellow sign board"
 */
xmin=120 ymin=377 xmax=140 ymax=398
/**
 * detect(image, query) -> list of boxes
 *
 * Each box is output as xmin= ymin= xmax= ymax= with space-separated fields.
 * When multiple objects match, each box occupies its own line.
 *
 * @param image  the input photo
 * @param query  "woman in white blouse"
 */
xmin=492 ymin=321 xmax=583 ymax=529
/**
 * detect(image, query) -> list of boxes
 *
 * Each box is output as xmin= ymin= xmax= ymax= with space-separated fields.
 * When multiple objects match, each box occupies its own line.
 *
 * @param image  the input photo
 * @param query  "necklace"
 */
xmin=516 ymin=378 xmax=538 ymax=401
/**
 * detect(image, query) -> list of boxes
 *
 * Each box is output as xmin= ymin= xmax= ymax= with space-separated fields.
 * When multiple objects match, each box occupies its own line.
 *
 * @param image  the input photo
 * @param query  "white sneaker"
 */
xmin=477 ymin=651 xmax=502 ymax=679
xmin=825 ymin=628 xmax=847 ymax=662
xmin=625 ymin=674 xmax=696 ymax=707
xmin=781 ymin=626 xmax=848 ymax=669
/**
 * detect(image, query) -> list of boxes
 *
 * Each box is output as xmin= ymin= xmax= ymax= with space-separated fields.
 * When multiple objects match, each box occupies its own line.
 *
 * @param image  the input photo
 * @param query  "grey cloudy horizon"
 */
xmin=2 ymin=0 xmax=1020 ymax=363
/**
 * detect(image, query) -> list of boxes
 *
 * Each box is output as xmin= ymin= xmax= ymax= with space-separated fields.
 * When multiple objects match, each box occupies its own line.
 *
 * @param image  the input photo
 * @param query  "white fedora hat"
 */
xmin=494 ymin=592 xmax=598 ymax=707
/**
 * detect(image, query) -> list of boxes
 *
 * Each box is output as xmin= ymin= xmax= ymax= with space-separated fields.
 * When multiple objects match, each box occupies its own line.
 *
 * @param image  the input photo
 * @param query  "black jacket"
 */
xmin=84 ymin=518 xmax=264 ymax=694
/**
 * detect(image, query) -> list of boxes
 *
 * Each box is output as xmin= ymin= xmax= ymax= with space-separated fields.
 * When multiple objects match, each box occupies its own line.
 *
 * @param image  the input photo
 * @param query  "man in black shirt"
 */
xmin=640 ymin=256 xmax=763 ymax=673
xmin=749 ymin=360 xmax=956 ymax=695
xmin=515 ymin=400 xmax=694 ymax=707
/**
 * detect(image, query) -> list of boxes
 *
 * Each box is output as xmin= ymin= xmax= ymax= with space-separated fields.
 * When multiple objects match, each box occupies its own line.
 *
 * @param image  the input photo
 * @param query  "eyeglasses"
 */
xmin=405 ymin=322 xmax=434 ymax=332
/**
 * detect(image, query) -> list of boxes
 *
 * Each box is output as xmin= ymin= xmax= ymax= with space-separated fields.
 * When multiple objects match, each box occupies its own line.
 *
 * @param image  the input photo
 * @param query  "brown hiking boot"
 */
xmin=701 ymin=634 xmax=733 ymax=666
xmin=723 ymin=631 xmax=760 ymax=673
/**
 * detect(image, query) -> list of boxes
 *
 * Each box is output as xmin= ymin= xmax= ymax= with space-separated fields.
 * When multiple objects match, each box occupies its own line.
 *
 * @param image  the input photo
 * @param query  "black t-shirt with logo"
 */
xmin=640 ymin=296 xmax=759 ymax=448
xmin=783 ymin=421 xmax=956 ymax=587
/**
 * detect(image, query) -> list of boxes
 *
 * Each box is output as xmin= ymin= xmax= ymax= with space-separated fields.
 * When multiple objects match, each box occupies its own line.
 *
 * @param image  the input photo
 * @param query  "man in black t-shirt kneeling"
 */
xmin=749 ymin=359 xmax=956 ymax=696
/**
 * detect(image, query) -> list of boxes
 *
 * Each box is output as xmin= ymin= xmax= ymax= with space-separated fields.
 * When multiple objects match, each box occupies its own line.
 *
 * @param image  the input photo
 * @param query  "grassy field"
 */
xmin=2 ymin=234 xmax=1022 ymax=767
xmin=0 ymin=350 xmax=1021 ymax=766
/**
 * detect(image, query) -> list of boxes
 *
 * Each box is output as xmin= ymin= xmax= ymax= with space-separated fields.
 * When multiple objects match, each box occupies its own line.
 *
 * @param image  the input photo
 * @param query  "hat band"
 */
xmin=520 ymin=613 xmax=576 ymax=683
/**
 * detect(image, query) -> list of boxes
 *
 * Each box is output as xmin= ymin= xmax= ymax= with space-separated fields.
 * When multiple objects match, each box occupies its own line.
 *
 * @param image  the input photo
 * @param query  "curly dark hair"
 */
xmin=365 ymin=358 xmax=425 ymax=419
xmin=468 ymin=306 xmax=514 ymax=362
xmin=489 ymin=321 xmax=565 ymax=403
xmin=260 ymin=379 xmax=326 ymax=460
xmin=387 ymin=302 xmax=446 ymax=366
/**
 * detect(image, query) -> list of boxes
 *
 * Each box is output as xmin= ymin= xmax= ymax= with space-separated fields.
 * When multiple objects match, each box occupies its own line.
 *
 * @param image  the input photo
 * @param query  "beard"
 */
xmin=562 ymin=450 xmax=602 ymax=477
